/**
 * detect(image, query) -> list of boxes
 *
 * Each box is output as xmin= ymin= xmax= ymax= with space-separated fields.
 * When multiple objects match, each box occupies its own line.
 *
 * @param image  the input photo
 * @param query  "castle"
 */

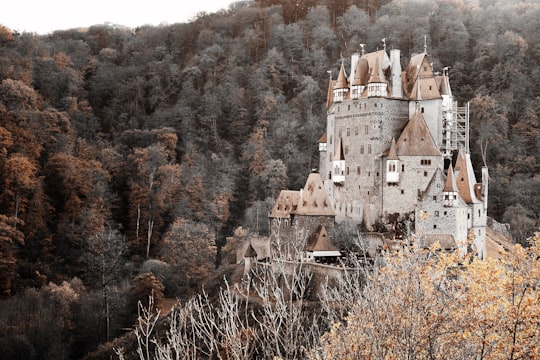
xmin=251 ymin=44 xmax=488 ymax=262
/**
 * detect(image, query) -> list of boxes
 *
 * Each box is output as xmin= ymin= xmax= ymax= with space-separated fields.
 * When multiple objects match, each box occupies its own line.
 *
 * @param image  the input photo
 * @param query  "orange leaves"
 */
xmin=318 ymin=237 xmax=540 ymax=359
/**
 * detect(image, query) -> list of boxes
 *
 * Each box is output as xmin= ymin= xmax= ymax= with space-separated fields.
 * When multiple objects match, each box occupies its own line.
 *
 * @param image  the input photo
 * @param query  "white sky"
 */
xmin=1 ymin=0 xmax=236 ymax=34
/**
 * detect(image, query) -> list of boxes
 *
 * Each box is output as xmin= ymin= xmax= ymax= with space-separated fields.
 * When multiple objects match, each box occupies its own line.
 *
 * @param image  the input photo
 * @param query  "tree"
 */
xmin=159 ymin=218 xmax=217 ymax=298
xmin=0 ymin=214 xmax=24 ymax=294
xmin=83 ymin=228 xmax=128 ymax=342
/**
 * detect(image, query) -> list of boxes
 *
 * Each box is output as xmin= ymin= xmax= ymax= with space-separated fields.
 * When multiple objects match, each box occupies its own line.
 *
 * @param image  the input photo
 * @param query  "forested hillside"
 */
xmin=0 ymin=0 xmax=539 ymax=358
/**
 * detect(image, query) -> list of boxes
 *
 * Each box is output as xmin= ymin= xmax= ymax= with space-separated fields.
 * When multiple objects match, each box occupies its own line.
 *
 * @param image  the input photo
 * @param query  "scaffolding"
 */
xmin=442 ymin=101 xmax=469 ymax=156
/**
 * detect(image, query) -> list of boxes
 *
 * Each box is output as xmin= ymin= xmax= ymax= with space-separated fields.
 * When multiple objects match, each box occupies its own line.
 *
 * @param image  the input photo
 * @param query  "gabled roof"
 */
xmin=305 ymin=225 xmax=339 ymax=252
xmin=443 ymin=164 xmax=458 ymax=192
xmin=295 ymin=173 xmax=336 ymax=216
xmin=396 ymin=108 xmax=442 ymax=156
xmin=270 ymin=190 xmax=300 ymax=218
xmin=405 ymin=53 xmax=442 ymax=100
xmin=454 ymin=149 xmax=480 ymax=204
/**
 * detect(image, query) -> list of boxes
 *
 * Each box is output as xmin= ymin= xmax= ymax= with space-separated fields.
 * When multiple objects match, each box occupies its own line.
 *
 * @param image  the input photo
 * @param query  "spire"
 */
xmin=368 ymin=55 xmax=384 ymax=83
xmin=335 ymin=61 xmax=348 ymax=89
xmin=326 ymin=71 xmax=334 ymax=107
xmin=443 ymin=164 xmax=458 ymax=192
xmin=387 ymin=138 xmax=399 ymax=160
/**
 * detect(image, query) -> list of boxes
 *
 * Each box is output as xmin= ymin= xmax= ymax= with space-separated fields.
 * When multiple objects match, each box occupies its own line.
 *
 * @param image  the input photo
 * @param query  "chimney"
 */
xmin=390 ymin=49 xmax=403 ymax=98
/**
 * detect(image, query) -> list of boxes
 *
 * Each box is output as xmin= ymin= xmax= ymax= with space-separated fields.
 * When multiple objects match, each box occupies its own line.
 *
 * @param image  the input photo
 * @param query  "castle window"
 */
xmin=355 ymin=127 xmax=358 ymax=135
xmin=433 ymin=224 xmax=437 ymax=229
xmin=421 ymin=107 xmax=425 ymax=113
xmin=401 ymin=189 xmax=404 ymax=194
xmin=467 ymin=213 xmax=470 ymax=219
xmin=444 ymin=211 xmax=447 ymax=216
xmin=421 ymin=159 xmax=432 ymax=165
xmin=364 ymin=125 xmax=369 ymax=135
xmin=376 ymin=172 xmax=379 ymax=177
xmin=348 ymin=105 xmax=350 ymax=111
xmin=360 ymin=145 xmax=364 ymax=154
xmin=429 ymin=85 xmax=432 ymax=90
xmin=368 ymin=144 xmax=372 ymax=154
xmin=329 ymin=136 xmax=332 ymax=145
xmin=346 ymin=167 xmax=349 ymax=175
xmin=435 ymin=211 xmax=439 ymax=217
xmin=347 ymin=127 xmax=350 ymax=136
xmin=433 ymin=196 xmax=437 ymax=201
xmin=368 ymin=171 xmax=371 ymax=177
xmin=374 ymin=103 xmax=378 ymax=107
xmin=357 ymin=166 xmax=361 ymax=175
xmin=424 ymin=171 xmax=428 ymax=177
xmin=402 ymin=164 xmax=405 ymax=172
xmin=329 ymin=171 xmax=332 ymax=180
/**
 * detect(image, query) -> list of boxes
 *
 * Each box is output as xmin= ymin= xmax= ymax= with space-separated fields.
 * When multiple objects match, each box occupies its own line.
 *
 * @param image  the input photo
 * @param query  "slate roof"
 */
xmin=269 ymin=173 xmax=335 ymax=218
xmin=295 ymin=173 xmax=336 ymax=216
xmin=396 ymin=108 xmax=442 ymax=156
xmin=269 ymin=190 xmax=300 ymax=218
xmin=405 ymin=53 xmax=442 ymax=100
xmin=454 ymin=149 xmax=481 ymax=204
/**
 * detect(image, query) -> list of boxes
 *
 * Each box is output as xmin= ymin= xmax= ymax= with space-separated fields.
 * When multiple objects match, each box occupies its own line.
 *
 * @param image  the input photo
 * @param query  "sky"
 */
xmin=1 ymin=0 xmax=236 ymax=34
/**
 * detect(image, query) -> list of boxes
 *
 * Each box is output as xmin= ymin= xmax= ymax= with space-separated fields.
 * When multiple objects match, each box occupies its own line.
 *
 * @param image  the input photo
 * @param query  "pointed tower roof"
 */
xmin=443 ymin=164 xmax=458 ymax=192
xmin=326 ymin=78 xmax=336 ymax=107
xmin=353 ymin=57 xmax=368 ymax=85
xmin=334 ymin=62 xmax=349 ymax=89
xmin=335 ymin=137 xmax=345 ymax=160
xmin=396 ymin=108 xmax=442 ymax=156
xmin=368 ymin=55 xmax=384 ymax=83
xmin=305 ymin=225 xmax=339 ymax=252
xmin=387 ymin=138 xmax=399 ymax=160
xmin=438 ymin=69 xmax=452 ymax=97
xmin=318 ymin=132 xmax=327 ymax=144
xmin=295 ymin=173 xmax=336 ymax=216
xmin=454 ymin=149 xmax=480 ymax=204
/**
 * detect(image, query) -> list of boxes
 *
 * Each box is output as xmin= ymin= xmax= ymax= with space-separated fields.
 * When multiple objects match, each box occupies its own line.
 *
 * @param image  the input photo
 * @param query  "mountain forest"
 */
xmin=0 ymin=0 xmax=539 ymax=358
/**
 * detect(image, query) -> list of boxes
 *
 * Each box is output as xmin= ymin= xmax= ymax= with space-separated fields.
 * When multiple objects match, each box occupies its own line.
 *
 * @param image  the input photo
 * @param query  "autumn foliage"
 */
xmin=315 ymin=233 xmax=540 ymax=360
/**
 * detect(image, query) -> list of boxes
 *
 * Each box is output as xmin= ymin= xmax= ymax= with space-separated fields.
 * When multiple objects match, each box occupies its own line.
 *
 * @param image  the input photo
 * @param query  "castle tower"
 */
xmin=333 ymin=62 xmax=349 ymax=103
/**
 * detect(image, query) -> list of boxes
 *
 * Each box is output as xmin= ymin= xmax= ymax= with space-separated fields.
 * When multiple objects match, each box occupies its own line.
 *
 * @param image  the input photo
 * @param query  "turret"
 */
xmin=367 ymin=55 xmax=387 ymax=97
xmin=333 ymin=62 xmax=349 ymax=102
xmin=443 ymin=164 xmax=459 ymax=207
xmin=386 ymin=138 xmax=400 ymax=184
